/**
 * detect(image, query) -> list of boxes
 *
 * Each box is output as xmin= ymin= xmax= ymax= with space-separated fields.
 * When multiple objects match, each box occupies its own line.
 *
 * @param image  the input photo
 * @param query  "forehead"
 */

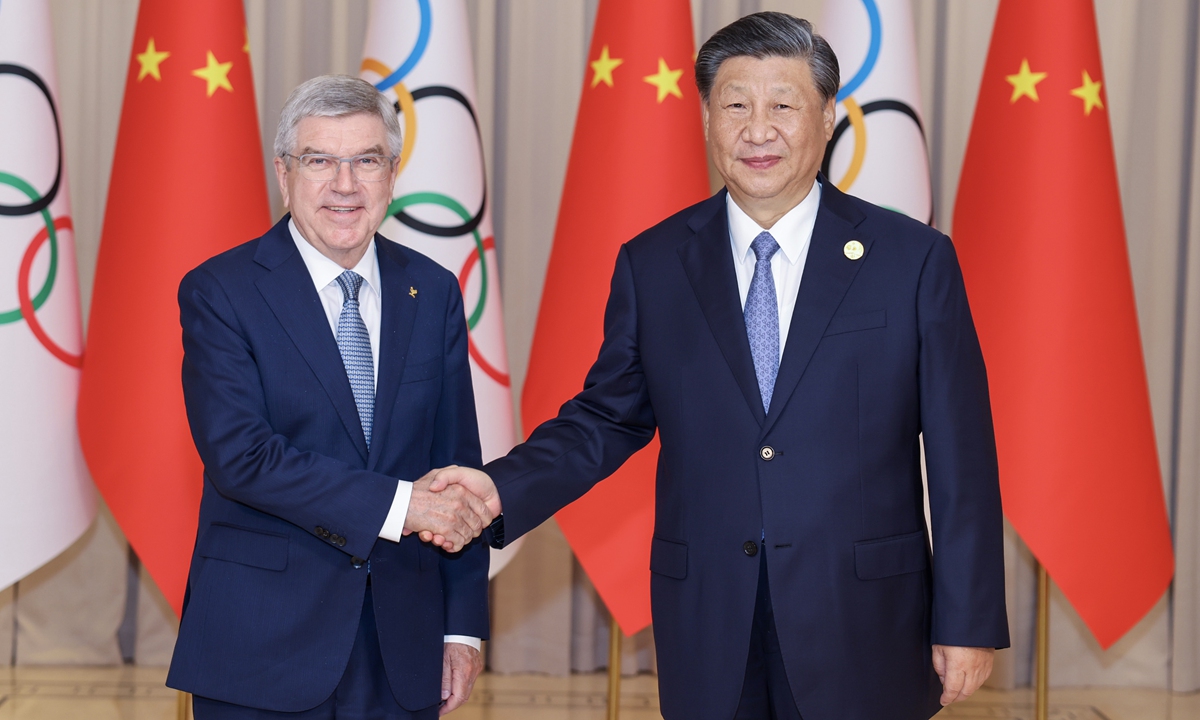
xmin=293 ymin=112 xmax=388 ymax=152
xmin=712 ymin=55 xmax=816 ymax=96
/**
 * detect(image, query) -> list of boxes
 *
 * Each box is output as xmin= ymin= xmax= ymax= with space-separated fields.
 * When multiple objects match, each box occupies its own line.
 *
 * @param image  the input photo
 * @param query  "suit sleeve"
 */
xmin=179 ymin=267 xmax=396 ymax=561
xmin=432 ymin=281 xmax=490 ymax=639
xmin=484 ymin=244 xmax=657 ymax=544
xmin=917 ymin=235 xmax=1010 ymax=649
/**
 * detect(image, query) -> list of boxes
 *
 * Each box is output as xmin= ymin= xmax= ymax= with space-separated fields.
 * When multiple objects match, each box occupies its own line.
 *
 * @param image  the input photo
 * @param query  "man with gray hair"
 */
xmin=431 ymin=12 xmax=1009 ymax=719
xmin=166 ymin=74 xmax=494 ymax=718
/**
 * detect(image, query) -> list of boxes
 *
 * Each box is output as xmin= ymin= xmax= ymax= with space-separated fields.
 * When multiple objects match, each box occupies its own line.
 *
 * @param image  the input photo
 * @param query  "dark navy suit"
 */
xmin=485 ymin=184 xmax=1009 ymax=720
xmin=166 ymin=216 xmax=488 ymax=713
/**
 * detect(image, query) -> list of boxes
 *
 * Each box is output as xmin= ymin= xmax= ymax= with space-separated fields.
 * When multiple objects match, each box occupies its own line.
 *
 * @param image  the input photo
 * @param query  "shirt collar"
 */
xmin=726 ymin=180 xmax=822 ymax=266
xmin=288 ymin=218 xmax=380 ymax=297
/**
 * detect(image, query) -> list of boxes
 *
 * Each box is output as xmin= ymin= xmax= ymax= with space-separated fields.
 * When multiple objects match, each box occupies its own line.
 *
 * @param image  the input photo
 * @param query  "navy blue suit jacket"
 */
xmin=166 ymin=216 xmax=488 ymax=712
xmin=485 ymin=184 xmax=1009 ymax=720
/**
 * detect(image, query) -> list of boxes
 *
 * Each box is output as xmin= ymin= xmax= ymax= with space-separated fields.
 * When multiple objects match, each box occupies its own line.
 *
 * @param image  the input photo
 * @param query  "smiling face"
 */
xmin=702 ymin=55 xmax=835 ymax=228
xmin=274 ymin=113 xmax=398 ymax=268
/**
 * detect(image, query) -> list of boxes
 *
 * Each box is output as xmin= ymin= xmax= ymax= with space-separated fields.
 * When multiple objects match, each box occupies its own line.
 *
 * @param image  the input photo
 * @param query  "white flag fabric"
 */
xmin=0 ymin=0 xmax=96 ymax=590
xmin=361 ymin=0 xmax=521 ymax=577
xmin=820 ymin=0 xmax=933 ymax=223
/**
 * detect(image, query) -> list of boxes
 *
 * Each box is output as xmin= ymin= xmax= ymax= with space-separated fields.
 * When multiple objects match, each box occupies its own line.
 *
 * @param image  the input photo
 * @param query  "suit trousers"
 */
xmin=192 ymin=584 xmax=438 ymax=720
xmin=734 ymin=552 xmax=803 ymax=720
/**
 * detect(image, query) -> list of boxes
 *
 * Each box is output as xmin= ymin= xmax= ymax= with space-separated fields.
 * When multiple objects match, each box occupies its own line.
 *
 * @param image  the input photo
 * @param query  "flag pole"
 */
xmin=1035 ymin=562 xmax=1050 ymax=720
xmin=177 ymin=690 xmax=191 ymax=720
xmin=607 ymin=615 xmax=622 ymax=720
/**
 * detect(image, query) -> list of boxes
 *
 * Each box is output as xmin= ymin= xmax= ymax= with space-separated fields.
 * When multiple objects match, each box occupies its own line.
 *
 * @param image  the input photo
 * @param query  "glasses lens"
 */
xmin=294 ymin=154 xmax=392 ymax=181
xmin=297 ymin=154 xmax=337 ymax=180
xmin=351 ymin=155 xmax=391 ymax=181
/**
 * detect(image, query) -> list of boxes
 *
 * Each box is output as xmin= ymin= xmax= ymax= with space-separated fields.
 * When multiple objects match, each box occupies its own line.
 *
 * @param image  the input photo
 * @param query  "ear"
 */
xmin=822 ymin=96 xmax=836 ymax=141
xmin=701 ymin=101 xmax=711 ymax=142
xmin=273 ymin=156 xmax=290 ymax=208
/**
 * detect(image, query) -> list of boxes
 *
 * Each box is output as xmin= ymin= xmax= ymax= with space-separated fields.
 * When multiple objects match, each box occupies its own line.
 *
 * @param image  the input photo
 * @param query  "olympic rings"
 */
xmin=371 ymin=0 xmax=432 ymax=92
xmin=836 ymin=0 xmax=882 ymax=102
xmin=391 ymin=86 xmax=487 ymax=238
xmin=459 ymin=236 xmax=510 ymax=386
xmin=0 ymin=64 xmax=63 ymax=216
xmin=388 ymin=191 xmax=488 ymax=331
xmin=19 ymin=216 xmax=80 ymax=367
xmin=833 ymin=97 xmax=867 ymax=192
xmin=0 ymin=171 xmax=59 ymax=324
xmin=821 ymin=100 xmax=933 ymax=224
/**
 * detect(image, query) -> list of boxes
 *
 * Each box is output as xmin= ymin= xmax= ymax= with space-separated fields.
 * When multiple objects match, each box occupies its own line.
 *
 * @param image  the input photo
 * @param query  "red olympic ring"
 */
xmin=19 ymin=216 xmax=82 ymax=367
xmin=458 ymin=236 xmax=510 ymax=387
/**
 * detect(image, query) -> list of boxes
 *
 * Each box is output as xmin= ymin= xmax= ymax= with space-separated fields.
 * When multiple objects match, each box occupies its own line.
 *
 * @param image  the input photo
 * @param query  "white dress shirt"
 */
xmin=726 ymin=181 xmax=822 ymax=359
xmin=289 ymin=221 xmax=479 ymax=650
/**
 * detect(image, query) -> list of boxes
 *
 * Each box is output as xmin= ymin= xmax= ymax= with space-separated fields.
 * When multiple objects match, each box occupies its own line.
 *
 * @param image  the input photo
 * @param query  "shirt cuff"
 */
xmin=378 ymin=479 xmax=413 ymax=542
xmin=444 ymin=635 xmax=482 ymax=651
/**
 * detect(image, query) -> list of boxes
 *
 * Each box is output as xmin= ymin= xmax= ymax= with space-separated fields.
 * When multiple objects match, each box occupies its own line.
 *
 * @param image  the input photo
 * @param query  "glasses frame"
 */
xmin=286 ymin=152 xmax=398 ymax=182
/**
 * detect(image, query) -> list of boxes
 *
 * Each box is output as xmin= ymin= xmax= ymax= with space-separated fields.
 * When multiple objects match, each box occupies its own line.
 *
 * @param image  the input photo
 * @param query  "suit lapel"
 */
xmin=366 ymin=238 xmax=418 ymax=472
xmin=762 ymin=182 xmax=869 ymax=436
xmin=254 ymin=218 xmax=369 ymax=462
xmin=678 ymin=191 xmax=766 ymax=426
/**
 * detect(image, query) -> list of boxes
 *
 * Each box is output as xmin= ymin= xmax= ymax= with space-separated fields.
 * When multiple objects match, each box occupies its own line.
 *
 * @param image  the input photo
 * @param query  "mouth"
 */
xmin=740 ymin=155 xmax=782 ymax=171
xmin=323 ymin=206 xmax=363 ymax=216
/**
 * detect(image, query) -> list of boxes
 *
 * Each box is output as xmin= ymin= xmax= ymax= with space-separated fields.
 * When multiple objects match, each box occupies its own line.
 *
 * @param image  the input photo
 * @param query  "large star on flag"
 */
xmin=591 ymin=45 xmax=623 ymax=88
xmin=643 ymin=58 xmax=683 ymax=103
xmin=136 ymin=38 xmax=170 ymax=81
xmin=1006 ymin=58 xmax=1047 ymax=103
xmin=192 ymin=51 xmax=233 ymax=97
xmin=1071 ymin=70 xmax=1104 ymax=115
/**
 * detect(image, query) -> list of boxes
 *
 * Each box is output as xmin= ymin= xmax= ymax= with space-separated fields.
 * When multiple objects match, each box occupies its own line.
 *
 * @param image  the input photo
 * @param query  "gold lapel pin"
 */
xmin=409 ymin=286 xmax=418 ymax=298
xmin=844 ymin=240 xmax=864 ymax=261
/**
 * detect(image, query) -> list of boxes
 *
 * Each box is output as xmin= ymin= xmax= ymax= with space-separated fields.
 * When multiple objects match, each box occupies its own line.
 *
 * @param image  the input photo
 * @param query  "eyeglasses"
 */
xmin=286 ymin=153 xmax=396 ymax=182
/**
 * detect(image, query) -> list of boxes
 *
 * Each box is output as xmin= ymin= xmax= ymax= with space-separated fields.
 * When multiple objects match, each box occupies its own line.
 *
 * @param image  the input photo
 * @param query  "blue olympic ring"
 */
xmin=373 ymin=0 xmax=432 ymax=92
xmin=836 ymin=0 xmax=882 ymax=102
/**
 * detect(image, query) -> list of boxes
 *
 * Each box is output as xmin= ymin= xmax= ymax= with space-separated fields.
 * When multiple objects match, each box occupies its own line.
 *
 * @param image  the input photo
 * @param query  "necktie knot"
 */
xmin=335 ymin=270 xmax=364 ymax=304
xmin=751 ymin=231 xmax=779 ymax=264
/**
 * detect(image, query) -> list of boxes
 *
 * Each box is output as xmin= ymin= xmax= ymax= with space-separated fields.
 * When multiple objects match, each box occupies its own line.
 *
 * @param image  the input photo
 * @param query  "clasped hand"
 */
xmin=402 ymin=466 xmax=502 ymax=552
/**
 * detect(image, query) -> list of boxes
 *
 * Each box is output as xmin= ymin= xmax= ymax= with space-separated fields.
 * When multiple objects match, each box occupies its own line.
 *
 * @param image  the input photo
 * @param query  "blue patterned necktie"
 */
xmin=745 ymin=231 xmax=780 ymax=413
xmin=334 ymin=270 xmax=374 ymax=448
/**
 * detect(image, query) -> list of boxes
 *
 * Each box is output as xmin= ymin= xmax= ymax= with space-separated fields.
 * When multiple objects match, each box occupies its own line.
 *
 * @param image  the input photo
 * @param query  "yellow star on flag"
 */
xmin=1070 ymin=70 xmax=1104 ymax=115
xmin=1006 ymin=58 xmax=1047 ymax=103
xmin=590 ymin=45 xmax=623 ymax=88
xmin=136 ymin=38 xmax=170 ymax=82
xmin=192 ymin=51 xmax=234 ymax=97
xmin=643 ymin=58 xmax=683 ymax=103
xmin=244 ymin=27 xmax=251 ymax=54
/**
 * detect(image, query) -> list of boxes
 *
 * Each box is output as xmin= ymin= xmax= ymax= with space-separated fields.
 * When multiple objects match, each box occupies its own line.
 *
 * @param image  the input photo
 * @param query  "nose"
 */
xmin=330 ymin=159 xmax=357 ymax=193
xmin=743 ymin=105 xmax=778 ymax=146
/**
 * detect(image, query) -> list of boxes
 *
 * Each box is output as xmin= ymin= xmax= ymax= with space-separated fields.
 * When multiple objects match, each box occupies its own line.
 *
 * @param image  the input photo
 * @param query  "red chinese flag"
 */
xmin=522 ymin=0 xmax=709 ymax=634
xmin=953 ymin=0 xmax=1174 ymax=647
xmin=77 ymin=0 xmax=269 ymax=616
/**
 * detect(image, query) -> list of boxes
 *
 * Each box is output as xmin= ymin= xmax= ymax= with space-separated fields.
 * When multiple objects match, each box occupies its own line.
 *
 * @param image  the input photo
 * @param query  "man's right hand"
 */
xmin=403 ymin=473 xmax=494 ymax=552
xmin=421 ymin=466 xmax=502 ymax=548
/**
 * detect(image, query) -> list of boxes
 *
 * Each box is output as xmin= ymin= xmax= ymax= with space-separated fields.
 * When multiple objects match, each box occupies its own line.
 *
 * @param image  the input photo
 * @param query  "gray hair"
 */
xmin=274 ymin=74 xmax=402 ymax=159
xmin=695 ymin=12 xmax=840 ymax=104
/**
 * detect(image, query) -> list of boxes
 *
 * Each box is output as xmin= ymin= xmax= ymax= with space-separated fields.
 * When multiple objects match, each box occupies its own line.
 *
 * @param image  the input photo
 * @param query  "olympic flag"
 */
xmin=0 ymin=0 xmax=96 ymax=591
xmin=820 ymin=0 xmax=932 ymax=223
xmin=360 ymin=0 xmax=522 ymax=577
xmin=77 ymin=0 xmax=270 ymax=615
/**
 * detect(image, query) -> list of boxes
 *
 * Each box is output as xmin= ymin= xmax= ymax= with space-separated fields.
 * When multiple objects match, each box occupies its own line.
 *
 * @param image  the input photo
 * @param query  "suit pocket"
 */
xmin=824 ymin=309 xmax=886 ymax=337
xmin=400 ymin=358 xmax=441 ymax=384
xmin=198 ymin=522 xmax=289 ymax=571
xmin=854 ymin=529 xmax=928 ymax=580
xmin=650 ymin=537 xmax=687 ymax=580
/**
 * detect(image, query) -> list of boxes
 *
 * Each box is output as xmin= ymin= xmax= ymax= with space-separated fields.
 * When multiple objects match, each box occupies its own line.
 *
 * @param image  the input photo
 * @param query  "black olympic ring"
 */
xmin=821 ymin=99 xmax=935 ymax=226
xmin=0 ymin=64 xmax=62 ymax=217
xmin=392 ymin=85 xmax=487 ymax=238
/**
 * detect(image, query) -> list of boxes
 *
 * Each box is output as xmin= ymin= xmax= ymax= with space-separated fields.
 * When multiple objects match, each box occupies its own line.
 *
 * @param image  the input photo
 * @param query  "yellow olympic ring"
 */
xmin=361 ymin=58 xmax=417 ymax=177
xmin=836 ymin=96 xmax=867 ymax=192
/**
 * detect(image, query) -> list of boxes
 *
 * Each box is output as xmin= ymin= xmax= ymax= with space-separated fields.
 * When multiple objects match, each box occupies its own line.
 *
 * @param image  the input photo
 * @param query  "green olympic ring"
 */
xmin=387 ymin=191 xmax=487 ymax=329
xmin=0 ymin=171 xmax=58 ymax=325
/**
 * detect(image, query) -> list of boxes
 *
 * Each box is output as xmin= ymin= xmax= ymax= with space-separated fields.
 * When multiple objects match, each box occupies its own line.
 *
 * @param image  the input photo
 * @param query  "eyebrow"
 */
xmin=299 ymin=144 xmax=388 ymax=156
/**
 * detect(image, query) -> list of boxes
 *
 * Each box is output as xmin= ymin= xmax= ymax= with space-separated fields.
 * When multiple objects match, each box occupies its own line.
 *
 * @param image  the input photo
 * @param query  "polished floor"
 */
xmin=0 ymin=666 xmax=1197 ymax=719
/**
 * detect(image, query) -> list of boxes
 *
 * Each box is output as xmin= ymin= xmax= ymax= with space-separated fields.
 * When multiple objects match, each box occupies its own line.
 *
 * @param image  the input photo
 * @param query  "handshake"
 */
xmin=401 ymin=466 xmax=502 ymax=552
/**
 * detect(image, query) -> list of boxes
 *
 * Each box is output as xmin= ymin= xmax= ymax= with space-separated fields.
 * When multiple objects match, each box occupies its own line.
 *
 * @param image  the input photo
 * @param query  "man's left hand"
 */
xmin=440 ymin=642 xmax=483 ymax=715
xmin=932 ymin=644 xmax=994 ymax=706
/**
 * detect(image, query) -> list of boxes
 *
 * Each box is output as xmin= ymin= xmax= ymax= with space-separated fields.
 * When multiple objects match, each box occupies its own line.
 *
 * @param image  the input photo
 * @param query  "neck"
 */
xmin=728 ymin=176 xmax=816 ymax=230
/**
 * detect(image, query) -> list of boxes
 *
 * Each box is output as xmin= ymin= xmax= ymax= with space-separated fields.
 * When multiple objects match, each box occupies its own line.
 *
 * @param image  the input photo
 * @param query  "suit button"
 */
xmin=337 ymin=537 xmax=347 ymax=547
xmin=351 ymin=556 xmax=364 ymax=568
xmin=760 ymin=446 xmax=775 ymax=461
xmin=743 ymin=541 xmax=758 ymax=557
xmin=315 ymin=526 xmax=325 ymax=536
xmin=323 ymin=529 xmax=332 ymax=539
xmin=330 ymin=533 xmax=340 ymax=543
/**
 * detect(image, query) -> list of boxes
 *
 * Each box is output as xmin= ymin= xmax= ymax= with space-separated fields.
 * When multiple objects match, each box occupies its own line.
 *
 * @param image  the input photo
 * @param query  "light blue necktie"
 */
xmin=335 ymin=270 xmax=374 ymax=448
xmin=745 ymin=231 xmax=780 ymax=413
